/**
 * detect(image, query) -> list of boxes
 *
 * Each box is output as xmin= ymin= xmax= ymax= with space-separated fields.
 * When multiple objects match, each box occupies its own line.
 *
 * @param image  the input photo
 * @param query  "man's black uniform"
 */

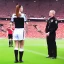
xmin=45 ymin=17 xmax=58 ymax=58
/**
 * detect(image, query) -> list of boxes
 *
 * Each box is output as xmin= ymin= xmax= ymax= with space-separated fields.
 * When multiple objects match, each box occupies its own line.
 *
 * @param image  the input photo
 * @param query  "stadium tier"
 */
xmin=0 ymin=20 xmax=64 ymax=39
xmin=0 ymin=0 xmax=64 ymax=18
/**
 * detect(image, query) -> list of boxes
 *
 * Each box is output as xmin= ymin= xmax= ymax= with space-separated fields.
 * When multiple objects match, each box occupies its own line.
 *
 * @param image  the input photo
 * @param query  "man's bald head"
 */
xmin=49 ymin=10 xmax=56 ymax=17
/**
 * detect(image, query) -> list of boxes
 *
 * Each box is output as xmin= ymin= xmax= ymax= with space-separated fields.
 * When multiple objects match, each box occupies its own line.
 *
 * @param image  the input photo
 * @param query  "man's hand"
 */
xmin=46 ymin=32 xmax=50 ymax=36
xmin=26 ymin=22 xmax=28 ymax=24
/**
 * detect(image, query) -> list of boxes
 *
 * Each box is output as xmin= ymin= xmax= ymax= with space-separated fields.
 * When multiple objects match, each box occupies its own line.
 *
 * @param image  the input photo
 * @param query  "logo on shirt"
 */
xmin=51 ymin=19 xmax=53 ymax=22
xmin=55 ymin=21 xmax=57 ymax=24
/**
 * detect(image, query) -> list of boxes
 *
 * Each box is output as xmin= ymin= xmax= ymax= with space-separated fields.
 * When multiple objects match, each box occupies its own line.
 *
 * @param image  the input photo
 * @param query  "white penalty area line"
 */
xmin=25 ymin=49 xmax=64 ymax=60
xmin=25 ymin=45 xmax=64 ymax=48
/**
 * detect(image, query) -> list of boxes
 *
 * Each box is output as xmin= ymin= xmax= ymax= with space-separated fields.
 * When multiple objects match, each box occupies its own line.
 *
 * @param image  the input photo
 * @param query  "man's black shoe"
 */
xmin=46 ymin=56 xmax=52 ymax=58
xmin=14 ymin=60 xmax=18 ymax=63
xmin=19 ymin=60 xmax=24 ymax=63
xmin=51 ymin=57 xmax=56 ymax=59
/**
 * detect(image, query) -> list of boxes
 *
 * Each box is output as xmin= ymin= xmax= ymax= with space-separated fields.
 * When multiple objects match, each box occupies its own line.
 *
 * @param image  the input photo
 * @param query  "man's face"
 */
xmin=49 ymin=11 xmax=54 ymax=17
xmin=49 ymin=10 xmax=55 ymax=17
xmin=9 ymin=23 xmax=12 ymax=27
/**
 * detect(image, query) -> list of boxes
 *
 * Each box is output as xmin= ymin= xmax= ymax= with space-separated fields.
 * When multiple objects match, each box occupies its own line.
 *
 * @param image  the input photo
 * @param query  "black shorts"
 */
xmin=8 ymin=34 xmax=13 ymax=39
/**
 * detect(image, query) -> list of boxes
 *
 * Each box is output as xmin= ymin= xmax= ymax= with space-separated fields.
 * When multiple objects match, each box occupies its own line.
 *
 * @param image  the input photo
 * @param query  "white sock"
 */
xmin=14 ymin=48 xmax=18 ymax=50
xmin=19 ymin=48 xmax=24 ymax=52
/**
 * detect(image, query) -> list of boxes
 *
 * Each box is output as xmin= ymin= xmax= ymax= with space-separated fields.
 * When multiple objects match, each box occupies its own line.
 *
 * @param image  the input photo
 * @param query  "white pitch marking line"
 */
xmin=25 ymin=49 xmax=64 ymax=60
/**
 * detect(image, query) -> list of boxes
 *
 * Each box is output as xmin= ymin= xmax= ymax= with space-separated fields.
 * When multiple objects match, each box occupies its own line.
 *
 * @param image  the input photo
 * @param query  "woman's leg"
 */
xmin=9 ymin=38 xmax=13 ymax=47
xmin=11 ymin=38 xmax=13 ymax=47
xmin=10 ymin=34 xmax=13 ymax=47
xmin=8 ymin=34 xmax=13 ymax=47
xmin=19 ymin=40 xmax=24 ymax=62
xmin=9 ymin=39 xmax=11 ymax=47
xmin=14 ymin=40 xmax=19 ymax=63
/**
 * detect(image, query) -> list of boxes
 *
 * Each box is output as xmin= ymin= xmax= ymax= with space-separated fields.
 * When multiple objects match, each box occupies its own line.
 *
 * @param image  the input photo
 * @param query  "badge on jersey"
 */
xmin=51 ymin=19 xmax=53 ymax=22
xmin=55 ymin=21 xmax=57 ymax=24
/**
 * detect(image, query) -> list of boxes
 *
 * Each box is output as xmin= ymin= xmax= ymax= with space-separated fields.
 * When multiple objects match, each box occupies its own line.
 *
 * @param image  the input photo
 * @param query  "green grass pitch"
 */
xmin=0 ymin=38 xmax=64 ymax=64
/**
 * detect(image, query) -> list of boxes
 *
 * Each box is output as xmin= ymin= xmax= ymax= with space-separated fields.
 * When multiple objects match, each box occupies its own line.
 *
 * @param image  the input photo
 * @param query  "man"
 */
xmin=7 ymin=22 xmax=14 ymax=47
xmin=45 ymin=10 xmax=58 ymax=59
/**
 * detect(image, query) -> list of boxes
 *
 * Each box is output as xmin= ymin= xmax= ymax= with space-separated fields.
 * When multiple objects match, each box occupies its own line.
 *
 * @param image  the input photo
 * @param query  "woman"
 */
xmin=11 ymin=4 xmax=27 ymax=63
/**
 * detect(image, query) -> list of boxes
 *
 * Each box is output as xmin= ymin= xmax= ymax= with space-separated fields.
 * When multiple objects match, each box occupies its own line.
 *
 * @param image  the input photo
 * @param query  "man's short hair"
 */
xmin=49 ymin=10 xmax=56 ymax=15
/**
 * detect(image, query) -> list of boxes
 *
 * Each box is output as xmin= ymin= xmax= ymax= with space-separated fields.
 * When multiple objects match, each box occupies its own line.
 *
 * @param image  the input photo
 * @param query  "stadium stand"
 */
xmin=0 ymin=0 xmax=64 ymax=38
xmin=0 ymin=0 xmax=64 ymax=18
xmin=0 ymin=20 xmax=64 ymax=39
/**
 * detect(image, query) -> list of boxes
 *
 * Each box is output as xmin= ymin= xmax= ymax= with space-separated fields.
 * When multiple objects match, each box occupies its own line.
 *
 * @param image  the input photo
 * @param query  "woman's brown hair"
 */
xmin=15 ymin=4 xmax=21 ymax=17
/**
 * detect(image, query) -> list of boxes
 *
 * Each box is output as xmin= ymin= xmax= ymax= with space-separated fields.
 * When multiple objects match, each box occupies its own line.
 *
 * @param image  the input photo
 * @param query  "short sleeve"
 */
xmin=11 ymin=14 xmax=16 ymax=22
xmin=21 ymin=13 xmax=27 ymax=22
